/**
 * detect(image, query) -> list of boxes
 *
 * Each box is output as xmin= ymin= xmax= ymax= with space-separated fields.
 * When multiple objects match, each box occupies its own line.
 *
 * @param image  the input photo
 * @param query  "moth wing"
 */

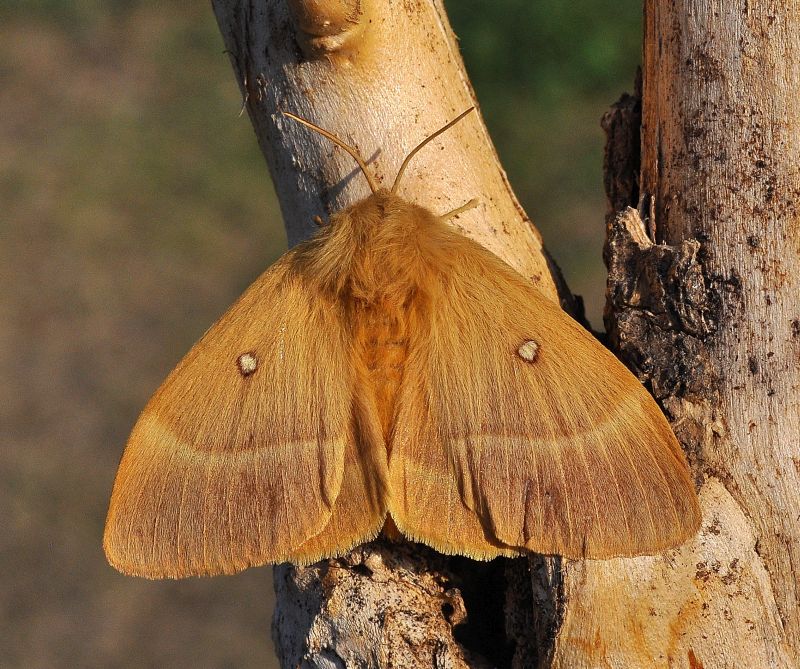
xmin=389 ymin=233 xmax=701 ymax=559
xmin=105 ymin=249 xmax=385 ymax=578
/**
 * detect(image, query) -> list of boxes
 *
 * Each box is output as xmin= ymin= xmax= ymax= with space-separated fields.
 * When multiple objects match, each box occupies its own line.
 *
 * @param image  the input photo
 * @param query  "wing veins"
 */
xmin=597 ymin=431 xmax=632 ymax=541
xmin=640 ymin=422 xmax=683 ymax=533
xmin=552 ymin=446 xmax=574 ymax=551
xmin=575 ymin=438 xmax=602 ymax=553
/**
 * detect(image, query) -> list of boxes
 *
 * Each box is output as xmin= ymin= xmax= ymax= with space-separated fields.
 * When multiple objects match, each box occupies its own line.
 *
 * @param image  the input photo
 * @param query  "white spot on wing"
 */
xmin=517 ymin=340 xmax=539 ymax=363
xmin=237 ymin=352 xmax=258 ymax=376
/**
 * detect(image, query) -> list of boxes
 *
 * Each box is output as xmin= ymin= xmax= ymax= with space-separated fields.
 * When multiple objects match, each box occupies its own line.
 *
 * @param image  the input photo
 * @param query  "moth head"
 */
xmin=282 ymin=108 xmax=475 ymax=208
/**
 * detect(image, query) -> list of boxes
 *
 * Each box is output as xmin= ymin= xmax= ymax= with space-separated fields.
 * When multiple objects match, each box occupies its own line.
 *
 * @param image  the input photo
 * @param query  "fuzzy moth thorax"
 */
xmin=300 ymin=190 xmax=446 ymax=305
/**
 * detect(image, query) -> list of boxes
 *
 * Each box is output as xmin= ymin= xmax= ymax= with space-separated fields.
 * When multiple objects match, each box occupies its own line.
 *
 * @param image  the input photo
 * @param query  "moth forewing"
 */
xmin=386 ymin=228 xmax=701 ymax=560
xmin=103 ymin=252 xmax=384 ymax=577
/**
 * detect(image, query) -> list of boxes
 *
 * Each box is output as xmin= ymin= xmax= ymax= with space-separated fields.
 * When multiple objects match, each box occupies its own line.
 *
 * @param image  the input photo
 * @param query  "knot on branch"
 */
xmin=288 ymin=0 xmax=367 ymax=58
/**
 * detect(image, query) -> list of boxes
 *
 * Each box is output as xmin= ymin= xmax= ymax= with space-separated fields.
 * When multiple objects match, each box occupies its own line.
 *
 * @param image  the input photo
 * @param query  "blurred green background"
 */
xmin=1 ymin=1 xmax=639 ymax=666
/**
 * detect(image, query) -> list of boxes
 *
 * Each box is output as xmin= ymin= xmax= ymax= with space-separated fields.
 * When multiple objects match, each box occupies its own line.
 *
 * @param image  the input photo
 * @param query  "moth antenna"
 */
xmin=282 ymin=111 xmax=378 ymax=195
xmin=440 ymin=198 xmax=479 ymax=222
xmin=391 ymin=107 xmax=476 ymax=195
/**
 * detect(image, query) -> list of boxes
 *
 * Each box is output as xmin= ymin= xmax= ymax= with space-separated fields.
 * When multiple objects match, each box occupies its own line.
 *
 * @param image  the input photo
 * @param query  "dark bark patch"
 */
xmin=604 ymin=208 xmax=720 ymax=400
xmin=601 ymin=72 xmax=642 ymax=216
xmin=506 ymin=556 xmax=564 ymax=669
xmin=604 ymin=207 xmax=729 ymax=471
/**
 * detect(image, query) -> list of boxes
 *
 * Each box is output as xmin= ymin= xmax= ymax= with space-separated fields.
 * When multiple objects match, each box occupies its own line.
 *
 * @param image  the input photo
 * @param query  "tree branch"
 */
xmin=211 ymin=1 xmax=572 ymax=665
xmin=212 ymin=0 xmax=562 ymax=297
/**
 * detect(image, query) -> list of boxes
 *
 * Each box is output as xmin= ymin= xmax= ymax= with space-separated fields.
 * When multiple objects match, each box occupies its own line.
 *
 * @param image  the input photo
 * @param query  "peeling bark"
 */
xmin=601 ymin=69 xmax=641 ymax=218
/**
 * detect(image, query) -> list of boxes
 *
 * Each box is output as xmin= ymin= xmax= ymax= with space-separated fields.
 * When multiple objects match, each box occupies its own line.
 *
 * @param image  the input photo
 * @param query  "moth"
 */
xmin=104 ymin=109 xmax=701 ymax=578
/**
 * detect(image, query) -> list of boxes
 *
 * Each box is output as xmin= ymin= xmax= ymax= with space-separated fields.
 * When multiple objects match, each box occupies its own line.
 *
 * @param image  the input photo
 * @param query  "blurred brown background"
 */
xmin=1 ymin=1 xmax=639 ymax=666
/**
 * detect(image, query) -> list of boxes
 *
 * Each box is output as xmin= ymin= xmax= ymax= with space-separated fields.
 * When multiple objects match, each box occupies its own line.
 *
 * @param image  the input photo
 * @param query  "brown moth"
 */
xmin=104 ymin=109 xmax=701 ymax=578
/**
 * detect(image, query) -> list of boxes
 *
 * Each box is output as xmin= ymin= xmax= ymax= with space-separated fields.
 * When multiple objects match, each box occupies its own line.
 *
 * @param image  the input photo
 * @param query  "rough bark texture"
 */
xmin=271 ymin=542 xmax=497 ymax=668
xmin=211 ymin=1 xmax=570 ymax=666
